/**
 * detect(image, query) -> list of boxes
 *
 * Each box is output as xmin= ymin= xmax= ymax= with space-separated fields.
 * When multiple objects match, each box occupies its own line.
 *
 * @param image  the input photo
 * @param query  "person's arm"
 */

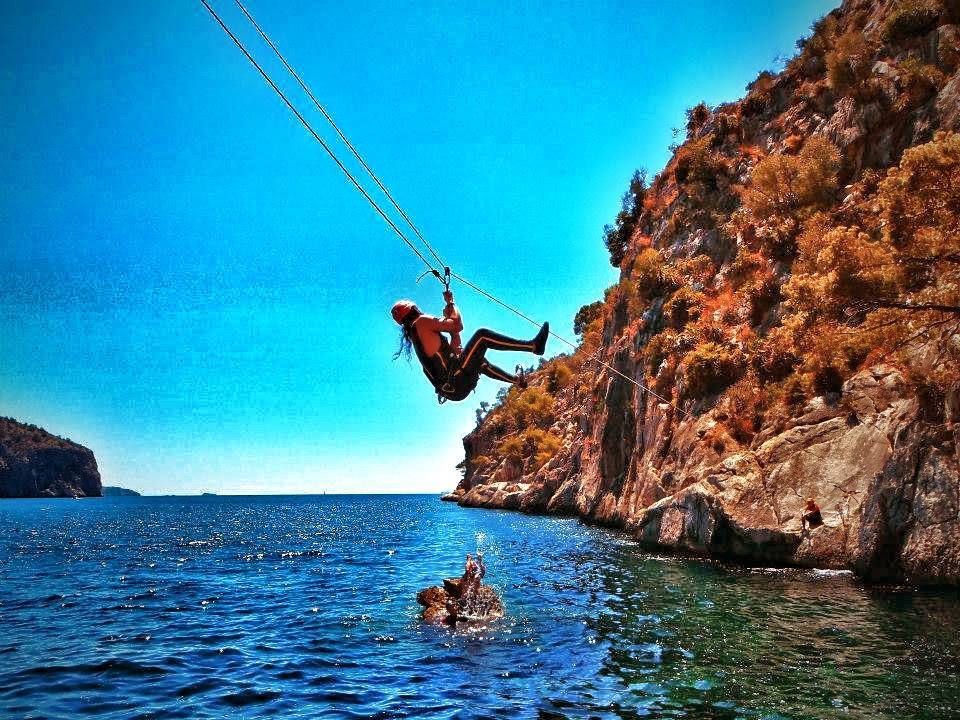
xmin=441 ymin=290 xmax=463 ymax=353
xmin=417 ymin=314 xmax=462 ymax=334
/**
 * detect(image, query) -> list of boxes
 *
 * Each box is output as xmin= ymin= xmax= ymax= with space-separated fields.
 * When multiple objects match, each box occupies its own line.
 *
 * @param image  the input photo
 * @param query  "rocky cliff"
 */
xmin=0 ymin=417 xmax=102 ymax=498
xmin=451 ymin=0 xmax=960 ymax=586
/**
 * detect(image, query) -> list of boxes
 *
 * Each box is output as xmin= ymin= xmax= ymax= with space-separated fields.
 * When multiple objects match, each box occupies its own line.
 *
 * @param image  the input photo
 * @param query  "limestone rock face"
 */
xmin=0 ymin=418 xmax=101 ymax=498
xmin=458 ymin=359 xmax=957 ymax=586
xmin=450 ymin=0 xmax=960 ymax=586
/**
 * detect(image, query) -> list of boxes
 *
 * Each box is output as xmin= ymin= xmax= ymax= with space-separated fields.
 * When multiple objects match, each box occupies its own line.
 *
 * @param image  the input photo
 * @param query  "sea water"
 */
xmin=1 ymin=495 xmax=958 ymax=719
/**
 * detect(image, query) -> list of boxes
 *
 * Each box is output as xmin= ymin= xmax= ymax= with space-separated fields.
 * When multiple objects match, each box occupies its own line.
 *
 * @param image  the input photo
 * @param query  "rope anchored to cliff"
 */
xmin=198 ymin=0 xmax=691 ymax=419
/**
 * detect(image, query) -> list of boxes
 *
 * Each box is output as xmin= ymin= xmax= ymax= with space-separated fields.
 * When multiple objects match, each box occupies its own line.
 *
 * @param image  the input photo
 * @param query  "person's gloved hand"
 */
xmin=443 ymin=289 xmax=454 ymax=304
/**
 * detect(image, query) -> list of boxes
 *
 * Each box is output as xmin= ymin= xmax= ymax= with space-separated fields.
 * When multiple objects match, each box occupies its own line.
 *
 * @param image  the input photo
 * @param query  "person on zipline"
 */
xmin=391 ymin=289 xmax=549 ymax=402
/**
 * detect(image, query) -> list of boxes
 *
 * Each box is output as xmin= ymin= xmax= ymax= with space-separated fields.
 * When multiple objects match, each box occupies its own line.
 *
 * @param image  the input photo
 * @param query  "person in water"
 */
xmin=802 ymin=497 xmax=823 ymax=531
xmin=457 ymin=552 xmax=487 ymax=616
xmin=391 ymin=290 xmax=549 ymax=401
xmin=460 ymin=552 xmax=485 ymax=589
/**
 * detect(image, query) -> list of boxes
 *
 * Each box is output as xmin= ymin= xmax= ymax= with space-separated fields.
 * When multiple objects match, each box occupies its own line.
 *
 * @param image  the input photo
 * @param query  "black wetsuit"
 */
xmin=405 ymin=312 xmax=536 ymax=401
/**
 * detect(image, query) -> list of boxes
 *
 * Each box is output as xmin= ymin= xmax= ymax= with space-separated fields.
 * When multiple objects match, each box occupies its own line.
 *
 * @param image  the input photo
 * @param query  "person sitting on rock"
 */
xmin=391 ymin=289 xmax=549 ymax=402
xmin=802 ymin=497 xmax=823 ymax=531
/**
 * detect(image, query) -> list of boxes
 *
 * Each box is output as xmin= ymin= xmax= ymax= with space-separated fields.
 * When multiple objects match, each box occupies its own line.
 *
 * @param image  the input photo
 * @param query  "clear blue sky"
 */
xmin=0 ymin=0 xmax=836 ymax=494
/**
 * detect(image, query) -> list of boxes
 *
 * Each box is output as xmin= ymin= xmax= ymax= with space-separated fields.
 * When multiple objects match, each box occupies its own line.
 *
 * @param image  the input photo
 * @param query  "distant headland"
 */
xmin=102 ymin=486 xmax=141 ymax=497
xmin=0 ymin=417 xmax=101 ymax=498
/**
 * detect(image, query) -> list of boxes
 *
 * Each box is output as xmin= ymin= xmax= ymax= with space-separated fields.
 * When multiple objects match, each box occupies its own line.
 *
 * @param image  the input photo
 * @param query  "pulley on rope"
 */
xmin=416 ymin=267 xmax=451 ymax=291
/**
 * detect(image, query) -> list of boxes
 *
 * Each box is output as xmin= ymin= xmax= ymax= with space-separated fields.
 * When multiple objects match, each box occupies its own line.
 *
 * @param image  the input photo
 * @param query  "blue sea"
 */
xmin=1 ymin=495 xmax=958 ymax=719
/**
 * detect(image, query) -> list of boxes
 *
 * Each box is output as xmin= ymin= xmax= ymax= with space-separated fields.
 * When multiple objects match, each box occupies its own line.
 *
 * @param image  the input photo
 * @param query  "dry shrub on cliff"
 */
xmin=743 ymin=71 xmax=777 ymax=116
xmin=751 ymin=327 xmax=800 ymax=384
xmin=686 ymin=102 xmax=711 ymax=137
xmin=497 ymin=428 xmax=560 ymax=470
xmin=882 ymin=0 xmax=941 ymax=43
xmin=681 ymin=342 xmax=747 ymax=400
xmin=633 ymin=248 xmax=673 ymax=300
xmin=670 ymin=255 xmax=716 ymax=288
xmin=746 ymin=273 xmax=782 ymax=326
xmin=795 ymin=12 xmax=839 ymax=64
xmin=643 ymin=330 xmax=681 ymax=376
xmin=743 ymin=138 xmax=841 ymax=223
xmin=826 ymin=29 xmax=875 ymax=97
xmin=664 ymin=287 xmax=705 ymax=329
xmin=469 ymin=455 xmax=493 ymax=469
xmin=756 ymin=216 xmax=803 ymax=261
xmin=505 ymin=386 xmax=555 ymax=430
xmin=719 ymin=375 xmax=767 ymax=443
xmin=727 ymin=249 xmax=765 ymax=288
xmin=879 ymin=131 xmax=960 ymax=261
xmin=674 ymin=135 xmax=725 ymax=192
xmin=701 ymin=288 xmax=741 ymax=327
xmin=894 ymin=58 xmax=946 ymax=112
xmin=573 ymin=301 xmax=603 ymax=338
xmin=714 ymin=112 xmax=740 ymax=140
xmin=785 ymin=224 xmax=898 ymax=317
xmin=783 ymin=132 xmax=960 ymax=365
xmin=544 ymin=358 xmax=574 ymax=393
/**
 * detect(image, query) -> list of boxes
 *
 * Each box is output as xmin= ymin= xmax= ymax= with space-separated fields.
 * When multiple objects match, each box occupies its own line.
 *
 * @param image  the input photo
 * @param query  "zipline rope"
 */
xmin=199 ymin=0 xmax=690 ymax=419
xmin=197 ymin=0 xmax=441 ymax=280
xmin=233 ymin=0 xmax=448 ymax=272
xmin=450 ymin=271 xmax=688 ymax=414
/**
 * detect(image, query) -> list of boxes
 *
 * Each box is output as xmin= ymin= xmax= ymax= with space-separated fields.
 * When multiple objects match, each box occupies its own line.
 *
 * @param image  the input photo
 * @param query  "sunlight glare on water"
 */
xmin=0 ymin=495 xmax=958 ymax=719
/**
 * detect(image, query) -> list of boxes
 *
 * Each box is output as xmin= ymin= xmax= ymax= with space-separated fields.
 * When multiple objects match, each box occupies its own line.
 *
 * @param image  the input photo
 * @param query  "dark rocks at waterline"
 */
xmin=458 ymin=363 xmax=960 ymax=586
xmin=0 ymin=417 xmax=101 ymax=498
xmin=416 ymin=577 xmax=505 ymax=625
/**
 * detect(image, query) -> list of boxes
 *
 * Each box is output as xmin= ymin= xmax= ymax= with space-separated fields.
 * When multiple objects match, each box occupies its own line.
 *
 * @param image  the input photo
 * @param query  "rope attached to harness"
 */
xmin=198 ymin=0 xmax=691 ymax=419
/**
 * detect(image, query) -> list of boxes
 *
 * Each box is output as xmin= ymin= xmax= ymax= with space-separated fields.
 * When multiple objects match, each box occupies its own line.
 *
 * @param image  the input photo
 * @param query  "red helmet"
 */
xmin=391 ymin=300 xmax=417 ymax=324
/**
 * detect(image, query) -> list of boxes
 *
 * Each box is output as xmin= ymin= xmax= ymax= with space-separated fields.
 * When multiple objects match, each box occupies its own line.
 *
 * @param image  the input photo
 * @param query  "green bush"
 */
xmin=682 ymin=342 xmax=746 ymax=399
xmin=882 ymin=0 xmax=940 ymax=43
xmin=573 ymin=301 xmax=603 ymax=337
xmin=603 ymin=169 xmax=647 ymax=267
xmin=686 ymin=102 xmax=711 ymax=136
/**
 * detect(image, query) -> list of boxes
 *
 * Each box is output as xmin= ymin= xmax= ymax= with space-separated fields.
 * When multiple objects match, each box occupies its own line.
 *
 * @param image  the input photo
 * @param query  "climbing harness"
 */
xmin=198 ymin=0 xmax=691 ymax=419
